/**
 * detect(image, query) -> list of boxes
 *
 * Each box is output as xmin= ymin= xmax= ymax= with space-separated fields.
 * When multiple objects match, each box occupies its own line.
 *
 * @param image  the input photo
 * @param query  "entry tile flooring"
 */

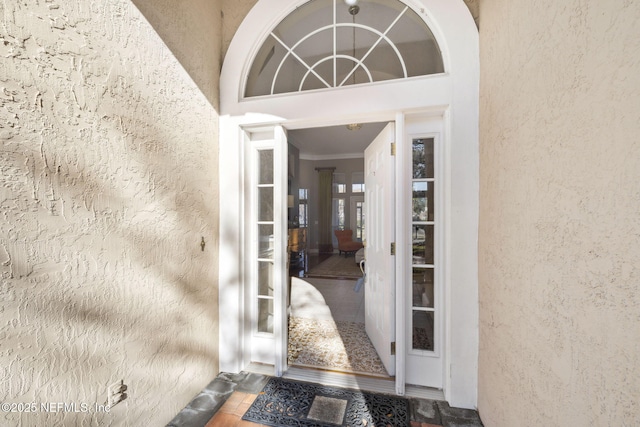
xmin=167 ymin=371 xmax=483 ymax=427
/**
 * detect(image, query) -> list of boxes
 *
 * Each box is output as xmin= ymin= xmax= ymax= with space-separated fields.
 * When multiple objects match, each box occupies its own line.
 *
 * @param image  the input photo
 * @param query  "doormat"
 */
xmin=242 ymin=377 xmax=410 ymax=427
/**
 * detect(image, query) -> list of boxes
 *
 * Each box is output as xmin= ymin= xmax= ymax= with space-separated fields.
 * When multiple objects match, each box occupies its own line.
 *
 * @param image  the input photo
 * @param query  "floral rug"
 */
xmin=306 ymin=254 xmax=363 ymax=279
xmin=288 ymin=316 xmax=389 ymax=377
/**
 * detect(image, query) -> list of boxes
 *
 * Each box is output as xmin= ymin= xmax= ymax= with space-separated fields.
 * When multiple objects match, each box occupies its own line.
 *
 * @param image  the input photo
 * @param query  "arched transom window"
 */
xmin=245 ymin=0 xmax=444 ymax=98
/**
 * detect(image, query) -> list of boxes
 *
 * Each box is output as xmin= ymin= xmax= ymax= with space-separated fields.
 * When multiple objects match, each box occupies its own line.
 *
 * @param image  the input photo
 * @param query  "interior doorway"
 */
xmin=286 ymin=122 xmax=391 ymax=379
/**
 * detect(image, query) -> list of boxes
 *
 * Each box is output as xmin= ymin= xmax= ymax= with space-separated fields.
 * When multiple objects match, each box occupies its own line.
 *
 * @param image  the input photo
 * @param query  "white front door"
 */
xmin=364 ymin=122 xmax=396 ymax=376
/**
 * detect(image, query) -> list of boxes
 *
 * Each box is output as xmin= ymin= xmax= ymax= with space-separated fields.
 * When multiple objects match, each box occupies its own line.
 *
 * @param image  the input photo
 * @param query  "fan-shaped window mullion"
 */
xmin=336 ymin=24 xmax=406 ymax=87
xmin=301 ymin=55 xmax=373 ymax=91
xmin=244 ymin=0 xmax=444 ymax=98
xmin=270 ymin=31 xmax=333 ymax=94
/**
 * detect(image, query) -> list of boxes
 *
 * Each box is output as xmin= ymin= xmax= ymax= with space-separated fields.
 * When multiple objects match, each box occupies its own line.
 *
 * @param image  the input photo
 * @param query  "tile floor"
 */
xmin=167 ymin=371 xmax=484 ymax=427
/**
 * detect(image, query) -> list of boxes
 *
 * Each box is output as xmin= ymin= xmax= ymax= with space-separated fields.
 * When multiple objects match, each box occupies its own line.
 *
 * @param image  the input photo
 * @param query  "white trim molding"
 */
xmin=219 ymin=0 xmax=479 ymax=409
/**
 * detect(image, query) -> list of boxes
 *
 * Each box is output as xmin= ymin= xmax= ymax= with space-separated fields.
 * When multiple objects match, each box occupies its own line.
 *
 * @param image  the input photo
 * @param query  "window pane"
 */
xmin=332 ymin=198 xmax=345 ymax=228
xmin=412 ymin=224 xmax=434 ymax=264
xmin=412 ymin=268 xmax=434 ymax=308
xmin=387 ymin=9 xmax=444 ymax=77
xmin=259 ymin=150 xmax=274 ymax=184
xmin=257 ymin=261 xmax=273 ymax=296
xmin=259 ymin=187 xmax=274 ymax=221
xmin=351 ymin=172 xmax=364 ymax=193
xmin=333 ymin=173 xmax=346 ymax=193
xmin=298 ymin=203 xmax=308 ymax=227
xmin=258 ymin=298 xmax=274 ymax=333
xmin=258 ymin=224 xmax=274 ymax=258
xmin=362 ymin=38 xmax=404 ymax=82
xmin=273 ymin=55 xmax=314 ymax=94
xmin=412 ymin=138 xmax=434 ymax=179
xmin=355 ymin=201 xmax=365 ymax=240
xmin=245 ymin=35 xmax=288 ymax=97
xmin=412 ymin=181 xmax=434 ymax=222
xmin=412 ymin=311 xmax=434 ymax=351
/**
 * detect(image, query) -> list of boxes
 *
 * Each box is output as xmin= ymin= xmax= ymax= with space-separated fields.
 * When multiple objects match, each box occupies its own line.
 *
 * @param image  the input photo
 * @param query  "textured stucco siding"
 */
xmin=478 ymin=0 xmax=640 ymax=425
xmin=0 ymin=1 xmax=220 ymax=426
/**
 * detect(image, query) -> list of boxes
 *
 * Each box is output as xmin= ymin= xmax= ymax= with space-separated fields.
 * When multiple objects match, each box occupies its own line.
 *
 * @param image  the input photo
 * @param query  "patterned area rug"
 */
xmin=307 ymin=255 xmax=362 ymax=279
xmin=288 ymin=317 xmax=388 ymax=377
xmin=242 ymin=377 xmax=410 ymax=427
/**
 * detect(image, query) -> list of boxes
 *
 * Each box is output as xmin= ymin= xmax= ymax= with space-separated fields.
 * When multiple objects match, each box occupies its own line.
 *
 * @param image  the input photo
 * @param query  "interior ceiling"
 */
xmin=288 ymin=122 xmax=388 ymax=159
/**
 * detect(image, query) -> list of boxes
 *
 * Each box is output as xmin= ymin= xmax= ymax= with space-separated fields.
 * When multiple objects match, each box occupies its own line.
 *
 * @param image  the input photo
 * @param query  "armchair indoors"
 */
xmin=334 ymin=229 xmax=364 ymax=257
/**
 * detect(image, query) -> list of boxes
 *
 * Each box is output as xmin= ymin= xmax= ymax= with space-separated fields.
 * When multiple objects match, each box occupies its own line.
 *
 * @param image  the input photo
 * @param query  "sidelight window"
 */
xmin=256 ymin=149 xmax=275 ymax=334
xmin=411 ymin=137 xmax=435 ymax=351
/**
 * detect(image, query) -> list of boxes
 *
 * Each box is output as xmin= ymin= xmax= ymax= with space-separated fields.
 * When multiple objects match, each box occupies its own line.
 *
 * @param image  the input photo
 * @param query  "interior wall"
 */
xmin=299 ymin=158 xmax=365 ymax=252
xmin=478 ymin=0 xmax=640 ymax=425
xmin=0 ymin=1 xmax=221 ymax=425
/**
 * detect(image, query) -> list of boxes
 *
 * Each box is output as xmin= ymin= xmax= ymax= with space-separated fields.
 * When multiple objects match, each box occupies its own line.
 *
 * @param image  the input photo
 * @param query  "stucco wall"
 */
xmin=222 ymin=0 xmax=257 ymax=59
xmin=0 ymin=1 xmax=220 ymax=425
xmin=132 ymin=0 xmax=221 ymax=107
xmin=478 ymin=0 xmax=640 ymax=425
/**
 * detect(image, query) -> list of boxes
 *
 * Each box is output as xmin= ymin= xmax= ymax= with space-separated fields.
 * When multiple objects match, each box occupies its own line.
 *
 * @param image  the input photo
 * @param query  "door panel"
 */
xmin=364 ymin=122 xmax=396 ymax=376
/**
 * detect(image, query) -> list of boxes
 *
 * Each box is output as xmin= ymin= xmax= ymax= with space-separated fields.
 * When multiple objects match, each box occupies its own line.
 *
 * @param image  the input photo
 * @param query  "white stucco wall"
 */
xmin=478 ymin=0 xmax=640 ymax=425
xmin=0 ymin=1 xmax=220 ymax=425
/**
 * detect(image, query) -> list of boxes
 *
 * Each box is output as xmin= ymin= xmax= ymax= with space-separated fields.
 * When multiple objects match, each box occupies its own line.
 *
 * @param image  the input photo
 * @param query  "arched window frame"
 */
xmin=242 ymin=0 xmax=446 ymax=98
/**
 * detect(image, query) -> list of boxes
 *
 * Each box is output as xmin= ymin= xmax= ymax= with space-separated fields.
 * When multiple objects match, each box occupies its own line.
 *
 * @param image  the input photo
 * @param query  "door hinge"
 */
xmin=390 ymin=142 xmax=396 ymax=156
xmin=391 ymin=341 xmax=396 ymax=356
xmin=390 ymin=242 xmax=396 ymax=255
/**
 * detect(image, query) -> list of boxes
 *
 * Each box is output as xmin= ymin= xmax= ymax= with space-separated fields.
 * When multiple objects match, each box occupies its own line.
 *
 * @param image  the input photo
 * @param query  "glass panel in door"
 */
xmin=411 ymin=138 xmax=435 ymax=352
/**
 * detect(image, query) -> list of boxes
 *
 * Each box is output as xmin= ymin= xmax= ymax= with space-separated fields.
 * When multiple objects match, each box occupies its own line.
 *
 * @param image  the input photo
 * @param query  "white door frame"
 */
xmin=219 ymin=0 xmax=478 ymax=409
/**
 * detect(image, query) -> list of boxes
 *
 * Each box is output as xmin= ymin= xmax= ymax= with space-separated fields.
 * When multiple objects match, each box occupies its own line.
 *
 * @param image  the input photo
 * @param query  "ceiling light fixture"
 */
xmin=346 ymin=123 xmax=362 ymax=131
xmin=346 ymin=0 xmax=360 ymax=17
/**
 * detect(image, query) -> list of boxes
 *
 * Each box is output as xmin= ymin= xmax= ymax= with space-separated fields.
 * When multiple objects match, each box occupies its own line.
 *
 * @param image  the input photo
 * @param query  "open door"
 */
xmin=364 ymin=123 xmax=396 ymax=376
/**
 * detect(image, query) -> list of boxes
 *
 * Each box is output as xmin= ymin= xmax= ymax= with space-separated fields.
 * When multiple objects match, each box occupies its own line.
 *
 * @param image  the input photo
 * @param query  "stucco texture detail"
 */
xmin=0 ymin=1 xmax=219 ymax=426
xmin=478 ymin=0 xmax=640 ymax=425
xmin=222 ymin=0 xmax=257 ymax=59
